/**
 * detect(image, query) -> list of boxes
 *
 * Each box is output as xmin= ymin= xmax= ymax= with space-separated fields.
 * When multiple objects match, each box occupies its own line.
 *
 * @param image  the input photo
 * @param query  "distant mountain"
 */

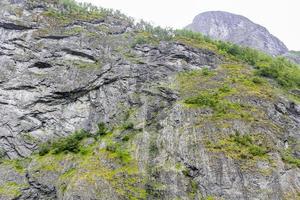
xmin=186 ymin=11 xmax=289 ymax=56
xmin=284 ymin=51 xmax=300 ymax=64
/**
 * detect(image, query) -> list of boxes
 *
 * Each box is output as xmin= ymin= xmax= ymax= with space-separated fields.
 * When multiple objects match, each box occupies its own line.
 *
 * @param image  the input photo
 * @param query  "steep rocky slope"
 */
xmin=186 ymin=11 xmax=288 ymax=56
xmin=0 ymin=1 xmax=300 ymax=200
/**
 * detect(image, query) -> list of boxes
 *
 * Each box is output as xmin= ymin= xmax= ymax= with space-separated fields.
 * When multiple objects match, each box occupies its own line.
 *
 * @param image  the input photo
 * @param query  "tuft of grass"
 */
xmin=96 ymin=122 xmax=109 ymax=137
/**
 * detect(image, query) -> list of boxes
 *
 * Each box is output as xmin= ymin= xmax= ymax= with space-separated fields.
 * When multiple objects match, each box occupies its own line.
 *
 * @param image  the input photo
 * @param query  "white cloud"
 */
xmin=77 ymin=0 xmax=300 ymax=50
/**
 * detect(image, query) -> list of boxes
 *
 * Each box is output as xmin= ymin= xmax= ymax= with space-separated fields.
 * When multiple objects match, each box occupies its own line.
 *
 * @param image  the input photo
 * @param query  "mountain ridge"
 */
xmin=186 ymin=11 xmax=289 ymax=56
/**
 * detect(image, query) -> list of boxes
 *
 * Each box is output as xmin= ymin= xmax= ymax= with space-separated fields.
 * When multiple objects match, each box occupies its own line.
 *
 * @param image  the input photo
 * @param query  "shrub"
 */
xmin=122 ymin=122 xmax=134 ymax=130
xmin=201 ymin=68 xmax=212 ymax=76
xmin=185 ymin=93 xmax=218 ymax=108
xmin=0 ymin=148 xmax=6 ymax=160
xmin=282 ymin=149 xmax=300 ymax=168
xmin=96 ymin=122 xmax=108 ymax=137
xmin=38 ymin=142 xmax=51 ymax=156
xmin=38 ymin=129 xmax=91 ymax=156
xmin=106 ymin=143 xmax=131 ymax=164
xmin=251 ymin=76 xmax=264 ymax=84
xmin=249 ymin=145 xmax=267 ymax=157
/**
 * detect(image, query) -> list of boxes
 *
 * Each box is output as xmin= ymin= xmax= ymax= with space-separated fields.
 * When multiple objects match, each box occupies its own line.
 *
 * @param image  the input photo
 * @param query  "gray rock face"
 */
xmin=0 ymin=1 xmax=299 ymax=200
xmin=186 ymin=11 xmax=289 ymax=56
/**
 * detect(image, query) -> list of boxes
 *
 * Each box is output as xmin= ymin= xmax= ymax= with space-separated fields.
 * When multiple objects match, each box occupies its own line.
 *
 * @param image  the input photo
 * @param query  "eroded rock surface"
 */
xmin=0 ymin=1 xmax=299 ymax=200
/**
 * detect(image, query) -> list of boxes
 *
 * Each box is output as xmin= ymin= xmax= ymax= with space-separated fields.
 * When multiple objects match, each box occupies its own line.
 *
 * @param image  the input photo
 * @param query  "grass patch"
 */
xmin=281 ymin=148 xmax=300 ymax=168
xmin=206 ymin=133 xmax=271 ymax=162
xmin=0 ymin=182 xmax=24 ymax=198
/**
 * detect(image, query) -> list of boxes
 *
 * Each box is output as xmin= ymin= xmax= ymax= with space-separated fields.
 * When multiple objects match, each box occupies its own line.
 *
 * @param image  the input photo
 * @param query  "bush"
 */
xmin=282 ymin=149 xmax=300 ymax=168
xmin=136 ymin=20 xmax=173 ymax=41
xmin=185 ymin=93 xmax=218 ymax=108
xmin=38 ymin=129 xmax=91 ymax=156
xmin=38 ymin=142 xmax=51 ymax=156
xmin=251 ymin=76 xmax=264 ymax=84
xmin=0 ymin=148 xmax=6 ymax=160
xmin=122 ymin=122 xmax=134 ymax=130
xmin=106 ymin=143 xmax=131 ymax=163
xmin=249 ymin=145 xmax=267 ymax=156
xmin=96 ymin=122 xmax=108 ymax=137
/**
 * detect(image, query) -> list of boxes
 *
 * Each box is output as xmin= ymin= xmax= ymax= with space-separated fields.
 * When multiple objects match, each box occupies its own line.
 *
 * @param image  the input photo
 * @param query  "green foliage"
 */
xmin=206 ymin=133 xmax=270 ymax=160
xmin=174 ymin=29 xmax=212 ymax=43
xmin=0 ymin=148 xmax=6 ymax=160
xmin=184 ymin=88 xmax=241 ymax=118
xmin=251 ymin=76 xmax=264 ymax=84
xmin=121 ymin=122 xmax=134 ymax=130
xmin=136 ymin=20 xmax=173 ymax=41
xmin=38 ymin=141 xmax=51 ymax=156
xmin=173 ymin=30 xmax=300 ymax=90
xmin=282 ymin=148 xmax=300 ymax=168
xmin=96 ymin=122 xmax=108 ymax=137
xmin=184 ymin=92 xmax=218 ymax=108
xmin=201 ymin=67 xmax=213 ymax=76
xmin=106 ymin=142 xmax=132 ymax=164
xmin=256 ymin=57 xmax=300 ymax=88
xmin=38 ymin=129 xmax=91 ymax=156
xmin=149 ymin=141 xmax=159 ymax=157
xmin=0 ymin=182 xmax=24 ymax=198
xmin=42 ymin=0 xmax=132 ymax=26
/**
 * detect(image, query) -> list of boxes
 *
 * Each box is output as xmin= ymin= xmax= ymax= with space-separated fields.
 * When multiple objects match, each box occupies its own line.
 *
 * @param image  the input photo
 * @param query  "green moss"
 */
xmin=0 ymin=182 xmax=26 ymax=198
xmin=1 ymin=158 xmax=30 ymax=173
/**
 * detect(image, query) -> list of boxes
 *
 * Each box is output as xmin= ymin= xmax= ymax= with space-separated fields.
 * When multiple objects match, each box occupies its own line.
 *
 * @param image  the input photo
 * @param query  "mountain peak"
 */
xmin=186 ymin=11 xmax=288 ymax=55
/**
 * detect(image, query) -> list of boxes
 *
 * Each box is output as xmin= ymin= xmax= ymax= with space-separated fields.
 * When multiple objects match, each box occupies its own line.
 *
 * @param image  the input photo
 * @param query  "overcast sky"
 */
xmin=77 ymin=0 xmax=300 ymax=51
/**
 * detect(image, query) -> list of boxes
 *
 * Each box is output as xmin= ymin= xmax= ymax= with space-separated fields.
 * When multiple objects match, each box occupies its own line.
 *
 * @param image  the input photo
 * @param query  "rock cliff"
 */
xmin=186 ymin=11 xmax=289 ymax=56
xmin=0 ymin=1 xmax=300 ymax=200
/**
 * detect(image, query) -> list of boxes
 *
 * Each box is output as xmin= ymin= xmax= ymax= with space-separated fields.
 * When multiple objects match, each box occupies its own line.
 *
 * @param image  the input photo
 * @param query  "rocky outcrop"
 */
xmin=186 ymin=11 xmax=289 ymax=56
xmin=0 ymin=1 xmax=300 ymax=200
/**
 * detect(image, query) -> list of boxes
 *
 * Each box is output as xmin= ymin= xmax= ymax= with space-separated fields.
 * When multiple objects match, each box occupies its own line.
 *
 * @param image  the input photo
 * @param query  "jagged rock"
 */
xmin=0 ymin=1 xmax=299 ymax=200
